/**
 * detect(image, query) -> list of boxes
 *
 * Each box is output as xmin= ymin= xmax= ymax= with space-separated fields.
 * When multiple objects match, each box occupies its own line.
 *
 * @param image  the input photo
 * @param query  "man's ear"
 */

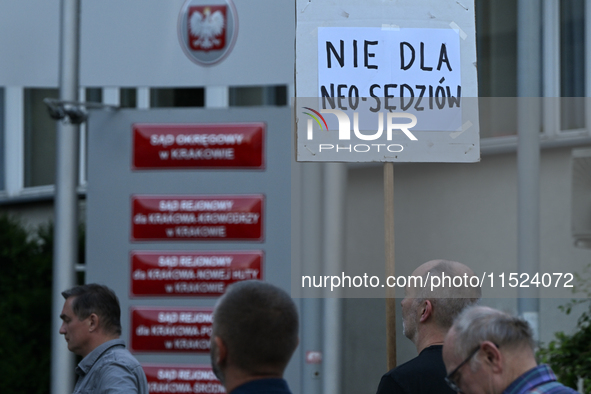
xmin=214 ymin=336 xmax=227 ymax=364
xmin=419 ymin=300 xmax=433 ymax=323
xmin=88 ymin=313 xmax=99 ymax=332
xmin=480 ymin=341 xmax=503 ymax=373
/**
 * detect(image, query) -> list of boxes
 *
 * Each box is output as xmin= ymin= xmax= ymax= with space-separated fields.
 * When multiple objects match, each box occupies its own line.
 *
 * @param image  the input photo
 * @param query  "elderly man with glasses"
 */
xmin=442 ymin=305 xmax=577 ymax=394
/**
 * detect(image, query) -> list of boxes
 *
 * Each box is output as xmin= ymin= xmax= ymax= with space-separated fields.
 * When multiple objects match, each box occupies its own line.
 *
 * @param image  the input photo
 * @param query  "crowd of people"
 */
xmin=58 ymin=260 xmax=576 ymax=393
xmin=376 ymin=260 xmax=576 ymax=394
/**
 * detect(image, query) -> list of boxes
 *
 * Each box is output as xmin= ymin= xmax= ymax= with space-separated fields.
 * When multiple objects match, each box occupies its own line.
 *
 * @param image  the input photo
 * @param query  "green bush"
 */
xmin=0 ymin=215 xmax=53 ymax=394
xmin=538 ymin=266 xmax=591 ymax=394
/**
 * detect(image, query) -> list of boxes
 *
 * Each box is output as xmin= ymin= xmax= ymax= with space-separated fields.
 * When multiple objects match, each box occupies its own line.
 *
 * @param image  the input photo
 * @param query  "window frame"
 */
xmin=479 ymin=0 xmax=591 ymax=152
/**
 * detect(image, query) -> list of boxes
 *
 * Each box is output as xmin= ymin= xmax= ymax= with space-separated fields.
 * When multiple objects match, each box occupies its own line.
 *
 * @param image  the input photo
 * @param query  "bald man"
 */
xmin=376 ymin=259 xmax=481 ymax=394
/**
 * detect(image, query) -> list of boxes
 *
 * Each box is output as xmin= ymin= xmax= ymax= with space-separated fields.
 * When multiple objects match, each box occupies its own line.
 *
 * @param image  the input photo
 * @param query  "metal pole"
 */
xmin=517 ymin=0 xmax=541 ymax=339
xmin=301 ymin=163 xmax=323 ymax=394
xmin=322 ymin=163 xmax=346 ymax=394
xmin=51 ymin=1 xmax=80 ymax=393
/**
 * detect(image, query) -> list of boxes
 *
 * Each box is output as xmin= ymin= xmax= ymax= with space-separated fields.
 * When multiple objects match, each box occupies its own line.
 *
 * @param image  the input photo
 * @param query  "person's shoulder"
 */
xmin=382 ymin=354 xmax=425 ymax=378
xmin=510 ymin=365 xmax=578 ymax=394
xmin=377 ymin=346 xmax=448 ymax=394
xmin=528 ymin=381 xmax=579 ymax=394
xmin=231 ymin=378 xmax=291 ymax=394
xmin=100 ymin=343 xmax=142 ymax=371
xmin=382 ymin=346 xmax=445 ymax=382
xmin=93 ymin=362 xmax=149 ymax=394
xmin=389 ymin=346 xmax=444 ymax=374
xmin=110 ymin=348 xmax=141 ymax=365
xmin=376 ymin=357 xmax=422 ymax=394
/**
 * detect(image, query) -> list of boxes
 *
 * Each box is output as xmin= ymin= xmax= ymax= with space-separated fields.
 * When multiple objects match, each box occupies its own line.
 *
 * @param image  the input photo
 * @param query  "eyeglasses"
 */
xmin=444 ymin=346 xmax=480 ymax=393
xmin=444 ymin=343 xmax=499 ymax=393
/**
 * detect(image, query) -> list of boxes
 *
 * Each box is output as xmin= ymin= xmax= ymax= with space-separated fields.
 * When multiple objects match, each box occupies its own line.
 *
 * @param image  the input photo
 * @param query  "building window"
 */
xmin=150 ymin=88 xmax=204 ymax=108
xmin=560 ymin=0 xmax=585 ymax=131
xmin=86 ymin=87 xmax=102 ymax=104
xmin=476 ymin=0 xmax=589 ymax=143
xmin=120 ymin=88 xmax=137 ymax=108
xmin=24 ymin=88 xmax=58 ymax=188
xmin=476 ymin=0 xmax=518 ymax=98
xmin=475 ymin=0 xmax=518 ymax=139
xmin=229 ymin=85 xmax=288 ymax=106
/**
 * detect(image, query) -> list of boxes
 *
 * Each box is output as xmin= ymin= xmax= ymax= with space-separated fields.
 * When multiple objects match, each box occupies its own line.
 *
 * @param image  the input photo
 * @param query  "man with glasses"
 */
xmin=376 ymin=260 xmax=481 ymax=394
xmin=442 ymin=306 xmax=577 ymax=394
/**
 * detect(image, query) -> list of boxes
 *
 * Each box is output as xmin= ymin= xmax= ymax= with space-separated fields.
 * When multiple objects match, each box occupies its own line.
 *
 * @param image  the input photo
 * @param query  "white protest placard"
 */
xmin=295 ymin=0 xmax=480 ymax=163
xmin=318 ymin=28 xmax=461 ymax=103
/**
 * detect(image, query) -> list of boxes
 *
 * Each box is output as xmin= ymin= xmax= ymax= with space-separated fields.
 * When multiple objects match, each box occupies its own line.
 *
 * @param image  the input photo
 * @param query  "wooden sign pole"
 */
xmin=384 ymin=162 xmax=396 ymax=370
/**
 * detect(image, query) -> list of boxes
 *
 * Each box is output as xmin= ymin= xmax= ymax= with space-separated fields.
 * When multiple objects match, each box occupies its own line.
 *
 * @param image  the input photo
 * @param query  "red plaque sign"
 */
xmin=133 ymin=123 xmax=265 ymax=169
xmin=131 ymin=307 xmax=213 ymax=353
xmin=131 ymin=195 xmax=264 ymax=241
xmin=143 ymin=364 xmax=224 ymax=394
xmin=131 ymin=251 xmax=263 ymax=296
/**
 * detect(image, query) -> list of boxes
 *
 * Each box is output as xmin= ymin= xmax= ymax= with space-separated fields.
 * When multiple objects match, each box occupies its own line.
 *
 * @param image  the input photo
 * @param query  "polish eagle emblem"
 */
xmin=188 ymin=6 xmax=227 ymax=51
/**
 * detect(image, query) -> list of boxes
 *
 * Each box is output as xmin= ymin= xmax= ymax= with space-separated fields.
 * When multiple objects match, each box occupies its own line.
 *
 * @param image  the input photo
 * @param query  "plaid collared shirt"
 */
xmin=503 ymin=364 xmax=578 ymax=394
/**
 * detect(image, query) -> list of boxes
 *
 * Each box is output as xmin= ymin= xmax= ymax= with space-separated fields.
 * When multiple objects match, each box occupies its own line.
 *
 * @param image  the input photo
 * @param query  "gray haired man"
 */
xmin=376 ymin=259 xmax=481 ymax=394
xmin=210 ymin=280 xmax=299 ymax=394
xmin=59 ymin=283 xmax=148 ymax=394
xmin=442 ymin=306 xmax=577 ymax=394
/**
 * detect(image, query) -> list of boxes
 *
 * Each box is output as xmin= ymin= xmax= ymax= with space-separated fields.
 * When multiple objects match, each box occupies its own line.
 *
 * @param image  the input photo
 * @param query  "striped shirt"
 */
xmin=503 ymin=364 xmax=578 ymax=394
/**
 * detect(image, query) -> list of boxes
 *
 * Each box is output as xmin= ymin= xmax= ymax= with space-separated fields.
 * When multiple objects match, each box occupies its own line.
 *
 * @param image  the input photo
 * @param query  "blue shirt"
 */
xmin=73 ymin=339 xmax=148 ymax=394
xmin=230 ymin=378 xmax=293 ymax=394
xmin=503 ymin=364 xmax=578 ymax=394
